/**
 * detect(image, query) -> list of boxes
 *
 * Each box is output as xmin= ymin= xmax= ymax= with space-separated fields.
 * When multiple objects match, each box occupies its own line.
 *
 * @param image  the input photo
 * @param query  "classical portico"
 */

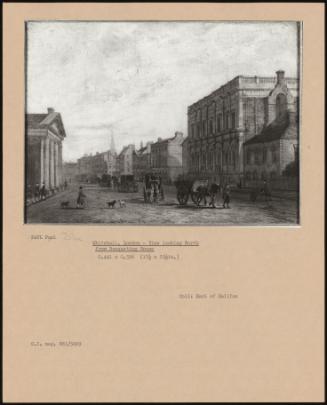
xmin=26 ymin=108 xmax=66 ymax=190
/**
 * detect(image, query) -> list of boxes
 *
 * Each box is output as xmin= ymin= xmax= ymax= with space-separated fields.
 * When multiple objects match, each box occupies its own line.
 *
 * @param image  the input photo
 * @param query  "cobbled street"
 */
xmin=26 ymin=183 xmax=299 ymax=225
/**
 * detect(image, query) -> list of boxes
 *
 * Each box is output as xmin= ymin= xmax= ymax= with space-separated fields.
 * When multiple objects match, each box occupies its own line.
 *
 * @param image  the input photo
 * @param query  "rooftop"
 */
xmin=244 ymin=112 xmax=298 ymax=146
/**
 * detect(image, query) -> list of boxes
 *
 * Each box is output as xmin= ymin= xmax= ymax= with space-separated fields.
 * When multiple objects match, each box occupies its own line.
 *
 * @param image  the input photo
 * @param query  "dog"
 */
xmin=107 ymin=200 xmax=117 ymax=208
xmin=60 ymin=201 xmax=70 ymax=208
xmin=119 ymin=200 xmax=126 ymax=208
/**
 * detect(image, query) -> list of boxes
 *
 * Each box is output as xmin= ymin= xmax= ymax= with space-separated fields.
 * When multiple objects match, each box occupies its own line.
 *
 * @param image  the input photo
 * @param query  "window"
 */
xmin=254 ymin=149 xmax=261 ymax=165
xmin=246 ymin=150 xmax=252 ymax=164
xmin=224 ymin=151 xmax=228 ymax=165
xmin=217 ymin=115 xmax=222 ymax=132
xmin=271 ymin=147 xmax=278 ymax=163
xmin=202 ymin=121 xmax=207 ymax=137
xmin=262 ymin=148 xmax=267 ymax=163
xmin=197 ymin=123 xmax=201 ymax=137
xmin=225 ymin=113 xmax=229 ymax=130
xmin=231 ymin=112 xmax=236 ymax=129
xmin=209 ymin=120 xmax=213 ymax=135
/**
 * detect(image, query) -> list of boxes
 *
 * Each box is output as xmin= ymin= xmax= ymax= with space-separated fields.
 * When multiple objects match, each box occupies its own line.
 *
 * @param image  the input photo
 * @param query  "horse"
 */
xmin=194 ymin=182 xmax=222 ymax=207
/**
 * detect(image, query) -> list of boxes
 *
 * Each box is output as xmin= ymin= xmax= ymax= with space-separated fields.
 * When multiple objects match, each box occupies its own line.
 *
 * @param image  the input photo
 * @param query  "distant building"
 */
xmin=62 ymin=162 xmax=78 ymax=182
xmin=150 ymin=132 xmax=184 ymax=183
xmin=184 ymin=70 xmax=299 ymax=185
xmin=77 ymin=152 xmax=107 ymax=181
xmin=26 ymin=107 xmax=66 ymax=191
xmin=118 ymin=144 xmax=135 ymax=179
xmin=134 ymin=141 xmax=152 ymax=180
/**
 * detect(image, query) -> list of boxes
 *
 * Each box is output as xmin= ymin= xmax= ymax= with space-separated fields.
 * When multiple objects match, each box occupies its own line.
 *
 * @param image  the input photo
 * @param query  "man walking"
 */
xmin=261 ymin=180 xmax=272 ymax=201
xmin=77 ymin=186 xmax=87 ymax=208
xmin=222 ymin=183 xmax=231 ymax=209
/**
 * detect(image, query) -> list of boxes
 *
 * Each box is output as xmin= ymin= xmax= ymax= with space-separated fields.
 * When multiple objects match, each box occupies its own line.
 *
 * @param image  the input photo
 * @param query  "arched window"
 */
xmin=216 ymin=146 xmax=221 ymax=170
xmin=246 ymin=150 xmax=252 ymax=165
xmin=262 ymin=147 xmax=267 ymax=163
xmin=276 ymin=93 xmax=287 ymax=118
xmin=271 ymin=146 xmax=278 ymax=163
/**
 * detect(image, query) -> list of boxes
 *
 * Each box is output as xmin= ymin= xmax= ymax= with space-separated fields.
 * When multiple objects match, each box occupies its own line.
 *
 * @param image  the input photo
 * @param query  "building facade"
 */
xmin=134 ymin=142 xmax=152 ymax=180
xmin=77 ymin=152 xmax=107 ymax=181
xmin=118 ymin=144 xmax=135 ymax=178
xmin=26 ymin=107 xmax=66 ymax=191
xmin=150 ymin=132 xmax=184 ymax=183
xmin=243 ymin=110 xmax=298 ymax=186
xmin=62 ymin=162 xmax=78 ymax=182
xmin=184 ymin=70 xmax=299 ymax=185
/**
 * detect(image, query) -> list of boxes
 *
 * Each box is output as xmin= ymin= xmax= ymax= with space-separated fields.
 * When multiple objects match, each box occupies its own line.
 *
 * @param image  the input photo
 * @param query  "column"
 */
xmin=50 ymin=139 xmax=55 ymax=188
xmin=44 ymin=137 xmax=50 ymax=188
xmin=58 ymin=143 xmax=62 ymax=187
xmin=238 ymin=91 xmax=244 ymax=130
xmin=40 ymin=138 xmax=44 ymax=185
xmin=54 ymin=142 xmax=59 ymax=187
xmin=238 ymin=135 xmax=244 ymax=185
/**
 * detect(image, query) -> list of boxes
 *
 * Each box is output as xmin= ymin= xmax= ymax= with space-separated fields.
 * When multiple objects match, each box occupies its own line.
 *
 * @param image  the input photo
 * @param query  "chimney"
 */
xmin=276 ymin=70 xmax=285 ymax=85
xmin=47 ymin=107 xmax=55 ymax=114
xmin=158 ymin=137 xmax=162 ymax=142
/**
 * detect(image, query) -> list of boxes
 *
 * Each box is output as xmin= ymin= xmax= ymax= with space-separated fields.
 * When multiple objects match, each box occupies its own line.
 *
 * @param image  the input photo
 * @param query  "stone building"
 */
xmin=62 ymin=162 xmax=78 ymax=182
xmin=118 ymin=144 xmax=135 ymax=179
xmin=184 ymin=70 xmax=299 ymax=185
xmin=150 ymin=132 xmax=184 ymax=183
xmin=26 ymin=107 xmax=66 ymax=191
xmin=243 ymin=109 xmax=298 ymax=186
xmin=77 ymin=152 xmax=107 ymax=181
xmin=134 ymin=141 xmax=152 ymax=181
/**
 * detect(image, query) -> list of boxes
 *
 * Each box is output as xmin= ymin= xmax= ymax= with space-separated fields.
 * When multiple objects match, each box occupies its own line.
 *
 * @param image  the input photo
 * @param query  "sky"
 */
xmin=27 ymin=21 xmax=299 ymax=162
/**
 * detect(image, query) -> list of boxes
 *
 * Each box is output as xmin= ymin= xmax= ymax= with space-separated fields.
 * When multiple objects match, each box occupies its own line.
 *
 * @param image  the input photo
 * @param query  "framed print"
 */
xmin=3 ymin=2 xmax=325 ymax=403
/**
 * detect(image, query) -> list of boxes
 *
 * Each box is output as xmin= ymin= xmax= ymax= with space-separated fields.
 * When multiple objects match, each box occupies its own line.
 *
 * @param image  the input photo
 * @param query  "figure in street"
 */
xmin=77 ymin=186 xmax=87 ymax=208
xmin=40 ymin=182 xmax=47 ymax=200
xmin=222 ymin=183 xmax=231 ymax=208
xmin=261 ymin=180 xmax=272 ymax=201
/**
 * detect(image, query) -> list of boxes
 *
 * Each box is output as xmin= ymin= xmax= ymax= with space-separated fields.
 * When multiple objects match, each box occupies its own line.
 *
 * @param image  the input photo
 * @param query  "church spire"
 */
xmin=110 ymin=134 xmax=116 ymax=154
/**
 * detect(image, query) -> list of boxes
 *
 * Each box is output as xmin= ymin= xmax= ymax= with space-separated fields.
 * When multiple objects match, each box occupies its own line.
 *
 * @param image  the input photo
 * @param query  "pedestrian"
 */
xmin=77 ymin=186 xmax=86 ymax=208
xmin=261 ymin=180 xmax=272 ymax=201
xmin=26 ymin=184 xmax=33 ymax=205
xmin=209 ymin=181 xmax=220 ymax=208
xmin=222 ymin=183 xmax=231 ymax=208
xmin=40 ymin=182 xmax=47 ymax=200
xmin=34 ymin=183 xmax=40 ymax=202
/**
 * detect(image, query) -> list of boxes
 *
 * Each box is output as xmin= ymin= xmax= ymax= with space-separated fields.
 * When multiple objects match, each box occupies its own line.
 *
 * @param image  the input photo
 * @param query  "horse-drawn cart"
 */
xmin=175 ymin=177 xmax=221 ymax=206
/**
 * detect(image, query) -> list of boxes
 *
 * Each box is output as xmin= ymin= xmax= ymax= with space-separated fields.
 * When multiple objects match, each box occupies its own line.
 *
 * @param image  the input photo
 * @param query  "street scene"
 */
xmin=26 ymin=182 xmax=298 ymax=225
xmin=25 ymin=22 xmax=300 ymax=225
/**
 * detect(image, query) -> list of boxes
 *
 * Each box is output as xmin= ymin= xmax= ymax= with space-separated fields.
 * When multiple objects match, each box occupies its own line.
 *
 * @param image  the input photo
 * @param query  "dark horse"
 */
xmin=194 ymin=181 xmax=221 ymax=207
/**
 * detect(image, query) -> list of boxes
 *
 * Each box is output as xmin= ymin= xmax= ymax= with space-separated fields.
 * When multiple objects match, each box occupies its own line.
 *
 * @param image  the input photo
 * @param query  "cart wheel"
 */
xmin=191 ymin=191 xmax=202 ymax=205
xmin=177 ymin=191 xmax=189 ymax=205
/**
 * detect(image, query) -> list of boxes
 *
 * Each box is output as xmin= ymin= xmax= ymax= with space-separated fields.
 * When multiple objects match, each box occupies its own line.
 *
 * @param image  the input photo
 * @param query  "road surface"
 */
xmin=26 ymin=183 xmax=299 ymax=225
